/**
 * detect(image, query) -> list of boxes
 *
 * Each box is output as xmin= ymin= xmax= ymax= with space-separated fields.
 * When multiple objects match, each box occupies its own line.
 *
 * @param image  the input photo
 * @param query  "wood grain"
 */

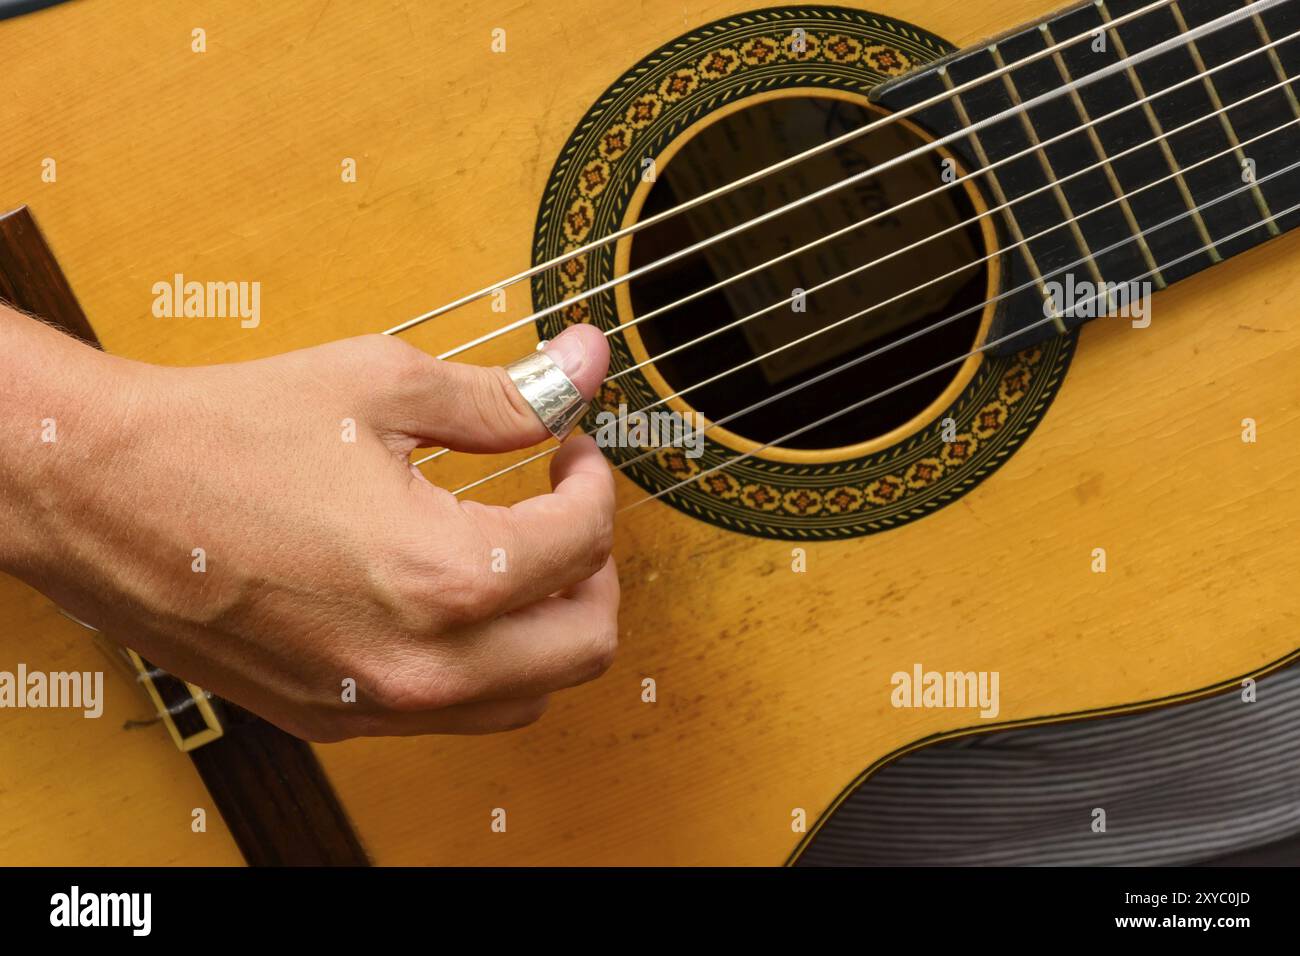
xmin=0 ymin=206 xmax=96 ymax=345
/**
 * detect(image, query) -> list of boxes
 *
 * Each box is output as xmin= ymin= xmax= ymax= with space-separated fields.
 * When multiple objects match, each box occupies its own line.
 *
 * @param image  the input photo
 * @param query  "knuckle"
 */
xmin=346 ymin=335 xmax=431 ymax=403
xmin=379 ymin=542 xmax=496 ymax=633
xmin=392 ymin=343 xmax=434 ymax=388
xmin=474 ymin=557 xmax=513 ymax=608
xmin=587 ymin=510 xmax=615 ymax=573
xmin=370 ymin=333 xmax=423 ymax=372
xmin=348 ymin=333 xmax=404 ymax=370
xmin=383 ymin=569 xmax=443 ymax=633
xmin=435 ymin=562 xmax=503 ymax=627
xmin=579 ymin=620 xmax=619 ymax=683
xmin=554 ymin=500 xmax=612 ymax=579
xmin=366 ymin=661 xmax=463 ymax=714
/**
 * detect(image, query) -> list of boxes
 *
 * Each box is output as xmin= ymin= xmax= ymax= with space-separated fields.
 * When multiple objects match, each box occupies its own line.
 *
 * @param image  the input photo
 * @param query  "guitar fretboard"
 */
xmin=872 ymin=0 xmax=1300 ymax=354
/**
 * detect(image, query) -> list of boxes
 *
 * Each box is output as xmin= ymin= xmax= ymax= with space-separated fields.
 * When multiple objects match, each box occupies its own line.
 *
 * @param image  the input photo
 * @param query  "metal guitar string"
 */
xmin=452 ymin=136 xmax=1300 ymax=497
xmin=382 ymin=0 xmax=1283 ymax=350
xmin=595 ymin=32 xmax=1300 ymax=359
xmin=59 ymin=60 xmax=1298 ymax=695
xmin=416 ymin=33 xmax=1299 ymax=473
xmin=597 ymin=58 xmax=1295 ymax=381
xmin=618 ymin=194 xmax=1300 ymax=513
xmin=48 ymin=5 xmax=1300 ymax=695
xmin=416 ymin=17 xmax=1300 ymax=478
xmin=413 ymin=30 xmax=1300 ymax=476
xmin=409 ymin=1 xmax=1285 ymax=357
xmin=453 ymin=125 xmax=1300 ymax=496
xmin=381 ymin=0 xmax=1205 ymax=337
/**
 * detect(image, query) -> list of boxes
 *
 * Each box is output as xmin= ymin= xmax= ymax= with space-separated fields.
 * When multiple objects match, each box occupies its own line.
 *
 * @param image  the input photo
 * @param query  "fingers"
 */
xmin=455 ymin=434 xmax=616 ymax=616
xmin=388 ymin=559 xmax=618 ymax=730
xmin=377 ymin=324 xmax=610 ymax=454
xmin=366 ymin=436 xmax=616 ymax=739
xmin=444 ymin=556 xmax=620 ymax=701
xmin=295 ymin=558 xmax=619 ymax=740
xmin=310 ymin=326 xmax=619 ymax=741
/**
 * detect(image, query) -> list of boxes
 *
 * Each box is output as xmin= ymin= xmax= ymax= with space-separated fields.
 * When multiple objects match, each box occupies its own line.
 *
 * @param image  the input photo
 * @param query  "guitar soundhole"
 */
xmin=627 ymin=95 xmax=990 ymax=451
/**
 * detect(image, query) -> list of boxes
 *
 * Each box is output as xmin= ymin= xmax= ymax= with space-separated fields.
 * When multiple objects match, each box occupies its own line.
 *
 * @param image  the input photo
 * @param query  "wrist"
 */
xmin=0 ymin=308 xmax=145 ymax=581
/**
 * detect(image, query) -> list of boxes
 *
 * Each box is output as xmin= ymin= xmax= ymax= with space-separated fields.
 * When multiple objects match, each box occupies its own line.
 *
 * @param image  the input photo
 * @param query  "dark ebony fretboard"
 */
xmin=872 ymin=0 xmax=1300 ymax=354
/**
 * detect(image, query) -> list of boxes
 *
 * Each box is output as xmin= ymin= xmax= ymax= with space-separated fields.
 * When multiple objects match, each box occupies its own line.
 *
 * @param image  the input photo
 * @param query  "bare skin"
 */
xmin=0 ymin=306 xmax=618 ymax=741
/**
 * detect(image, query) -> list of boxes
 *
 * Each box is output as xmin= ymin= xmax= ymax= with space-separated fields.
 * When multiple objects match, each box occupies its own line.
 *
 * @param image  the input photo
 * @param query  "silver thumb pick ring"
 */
xmin=505 ymin=348 xmax=588 ymax=439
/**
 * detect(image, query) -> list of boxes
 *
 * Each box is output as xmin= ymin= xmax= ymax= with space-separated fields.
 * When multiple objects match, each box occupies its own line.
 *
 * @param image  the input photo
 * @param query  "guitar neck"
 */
xmin=873 ymin=0 xmax=1300 ymax=354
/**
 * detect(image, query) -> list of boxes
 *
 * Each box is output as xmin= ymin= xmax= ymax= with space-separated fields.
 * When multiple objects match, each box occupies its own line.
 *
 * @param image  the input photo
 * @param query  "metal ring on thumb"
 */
xmin=504 ymin=348 xmax=589 ymax=439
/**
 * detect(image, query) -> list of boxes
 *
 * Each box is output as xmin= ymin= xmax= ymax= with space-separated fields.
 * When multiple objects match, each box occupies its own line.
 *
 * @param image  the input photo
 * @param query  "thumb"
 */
xmin=386 ymin=323 xmax=610 ymax=453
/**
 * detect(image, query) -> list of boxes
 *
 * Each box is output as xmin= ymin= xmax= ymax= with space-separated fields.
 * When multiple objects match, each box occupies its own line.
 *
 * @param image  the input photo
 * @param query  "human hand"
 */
xmin=1 ymin=311 xmax=618 ymax=740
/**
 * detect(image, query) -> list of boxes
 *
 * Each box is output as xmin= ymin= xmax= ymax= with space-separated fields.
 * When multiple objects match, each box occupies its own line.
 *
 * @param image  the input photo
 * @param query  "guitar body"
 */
xmin=1 ymin=0 xmax=1297 ymax=865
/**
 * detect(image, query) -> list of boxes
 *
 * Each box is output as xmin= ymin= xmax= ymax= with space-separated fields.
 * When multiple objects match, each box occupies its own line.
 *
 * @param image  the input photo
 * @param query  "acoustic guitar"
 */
xmin=1 ymin=0 xmax=1298 ymax=866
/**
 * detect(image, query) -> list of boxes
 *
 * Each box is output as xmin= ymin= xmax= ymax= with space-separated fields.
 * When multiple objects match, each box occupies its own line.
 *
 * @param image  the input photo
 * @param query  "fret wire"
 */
xmin=1097 ymin=0 xmax=1225 ymax=261
xmin=988 ymin=44 xmax=1108 ymax=288
xmin=1170 ymin=0 xmax=1280 ymax=235
xmin=938 ymin=65 xmax=1068 ymax=334
xmin=1040 ymin=21 xmax=1169 ymax=288
xmin=613 ymin=150 xmax=1300 ymax=500
xmin=1247 ymin=2 xmax=1300 ymax=127
xmin=431 ymin=13 xmax=1300 ymax=472
xmin=450 ymin=114 xmax=1300 ymax=499
xmin=604 ymin=15 xmax=1289 ymax=378
xmin=380 ymin=0 xmax=1194 ymax=338
xmin=389 ymin=0 xmax=1288 ymax=349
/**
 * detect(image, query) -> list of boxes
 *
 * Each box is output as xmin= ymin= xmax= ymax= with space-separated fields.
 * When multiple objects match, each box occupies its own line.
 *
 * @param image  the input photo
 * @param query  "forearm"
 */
xmin=0 ymin=305 xmax=138 ymax=580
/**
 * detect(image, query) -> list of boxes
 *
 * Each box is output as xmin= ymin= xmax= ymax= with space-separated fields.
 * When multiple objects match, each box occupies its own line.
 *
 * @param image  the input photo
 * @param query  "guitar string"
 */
xmin=58 ymin=124 xmax=1296 ymax=665
xmin=417 ymin=28 xmax=1300 ymax=469
xmin=591 ymin=29 xmax=1300 ymax=363
xmin=51 ymin=2 xmax=1285 ymax=684
xmin=427 ymin=55 xmax=1300 ymax=469
xmin=416 ymin=27 xmax=1300 ymax=480
xmin=384 ymin=0 xmax=1285 ymax=350
xmin=57 ymin=201 xmax=1297 ymax=699
xmin=452 ymin=139 xmax=1300 ymax=497
xmin=380 ymin=0 xmax=1229 ymax=337
xmin=406 ymin=1 xmax=1285 ymax=355
xmin=53 ymin=4 xmax=1295 ymax=686
xmin=618 ymin=194 xmax=1300 ymax=513
xmin=439 ymin=93 xmax=1300 ymax=494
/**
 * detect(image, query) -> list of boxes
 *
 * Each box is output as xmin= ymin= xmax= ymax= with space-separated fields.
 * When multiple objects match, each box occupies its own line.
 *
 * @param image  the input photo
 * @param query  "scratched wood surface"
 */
xmin=0 ymin=0 xmax=1296 ymax=865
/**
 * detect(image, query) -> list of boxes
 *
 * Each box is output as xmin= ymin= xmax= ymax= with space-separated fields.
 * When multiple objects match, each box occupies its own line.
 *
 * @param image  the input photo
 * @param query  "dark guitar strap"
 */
xmin=0 ymin=204 xmax=370 ymax=866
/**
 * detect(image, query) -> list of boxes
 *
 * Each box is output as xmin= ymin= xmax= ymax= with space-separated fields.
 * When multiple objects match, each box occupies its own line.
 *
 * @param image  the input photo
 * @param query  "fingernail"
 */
xmin=543 ymin=326 xmax=587 ymax=380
